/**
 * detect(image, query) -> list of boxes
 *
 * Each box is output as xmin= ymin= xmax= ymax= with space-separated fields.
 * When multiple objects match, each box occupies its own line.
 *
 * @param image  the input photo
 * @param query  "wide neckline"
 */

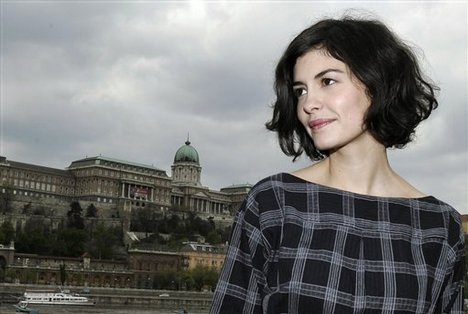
xmin=281 ymin=172 xmax=435 ymax=202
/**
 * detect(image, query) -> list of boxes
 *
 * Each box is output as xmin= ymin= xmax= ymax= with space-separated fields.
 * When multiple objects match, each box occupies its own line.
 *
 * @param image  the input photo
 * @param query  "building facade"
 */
xmin=0 ymin=140 xmax=251 ymax=225
xmin=170 ymin=140 xmax=250 ymax=221
xmin=179 ymin=242 xmax=227 ymax=272
xmin=68 ymin=156 xmax=172 ymax=212
xmin=0 ymin=244 xmax=183 ymax=289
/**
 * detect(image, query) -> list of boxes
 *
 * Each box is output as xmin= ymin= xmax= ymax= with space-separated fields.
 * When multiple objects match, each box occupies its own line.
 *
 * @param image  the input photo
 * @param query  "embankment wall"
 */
xmin=0 ymin=283 xmax=213 ymax=309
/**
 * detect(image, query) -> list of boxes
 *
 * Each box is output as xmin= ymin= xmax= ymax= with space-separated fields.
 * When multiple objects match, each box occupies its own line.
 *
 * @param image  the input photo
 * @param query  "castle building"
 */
xmin=0 ymin=156 xmax=75 ymax=203
xmin=67 ymin=156 xmax=172 ymax=212
xmin=0 ymin=140 xmax=251 ymax=224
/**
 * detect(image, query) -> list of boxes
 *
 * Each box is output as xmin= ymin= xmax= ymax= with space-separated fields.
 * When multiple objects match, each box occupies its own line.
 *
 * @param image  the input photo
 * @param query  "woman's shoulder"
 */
xmin=410 ymin=196 xmax=463 ymax=247
xmin=417 ymin=196 xmax=463 ymax=227
xmin=250 ymin=172 xmax=305 ymax=191
xmin=437 ymin=199 xmax=464 ymax=248
xmin=416 ymin=196 xmax=461 ymax=219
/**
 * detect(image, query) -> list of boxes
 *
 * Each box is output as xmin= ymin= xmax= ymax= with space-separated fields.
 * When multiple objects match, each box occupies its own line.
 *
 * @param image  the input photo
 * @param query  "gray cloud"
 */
xmin=1 ymin=2 xmax=467 ymax=213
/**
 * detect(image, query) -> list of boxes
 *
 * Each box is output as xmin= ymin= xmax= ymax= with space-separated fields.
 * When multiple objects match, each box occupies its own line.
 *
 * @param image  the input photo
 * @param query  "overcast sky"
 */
xmin=1 ymin=1 xmax=467 ymax=214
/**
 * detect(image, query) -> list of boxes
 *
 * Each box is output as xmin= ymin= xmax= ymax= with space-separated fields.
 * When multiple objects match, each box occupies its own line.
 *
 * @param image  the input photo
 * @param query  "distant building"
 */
xmin=127 ymin=248 xmax=181 ymax=289
xmin=220 ymin=184 xmax=253 ymax=215
xmin=0 ymin=242 xmax=229 ymax=289
xmin=68 ymin=156 xmax=172 ymax=212
xmin=0 ymin=140 xmax=251 ymax=228
xmin=180 ymin=242 xmax=227 ymax=272
xmin=0 ymin=156 xmax=75 ymax=213
xmin=171 ymin=140 xmax=251 ymax=219
xmin=0 ymin=244 xmax=184 ymax=289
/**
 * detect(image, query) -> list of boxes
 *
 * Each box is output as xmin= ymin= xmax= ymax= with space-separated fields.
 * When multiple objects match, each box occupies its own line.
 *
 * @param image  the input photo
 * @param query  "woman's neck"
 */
xmin=325 ymin=145 xmax=393 ymax=195
xmin=294 ymin=142 xmax=425 ymax=198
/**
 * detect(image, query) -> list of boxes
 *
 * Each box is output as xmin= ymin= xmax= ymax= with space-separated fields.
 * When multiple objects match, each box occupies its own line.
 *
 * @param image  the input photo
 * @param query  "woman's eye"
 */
xmin=322 ymin=78 xmax=336 ymax=86
xmin=293 ymin=88 xmax=307 ymax=98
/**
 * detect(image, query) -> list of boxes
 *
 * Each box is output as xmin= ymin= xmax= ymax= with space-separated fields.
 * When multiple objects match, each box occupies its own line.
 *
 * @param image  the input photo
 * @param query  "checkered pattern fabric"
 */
xmin=210 ymin=173 xmax=464 ymax=314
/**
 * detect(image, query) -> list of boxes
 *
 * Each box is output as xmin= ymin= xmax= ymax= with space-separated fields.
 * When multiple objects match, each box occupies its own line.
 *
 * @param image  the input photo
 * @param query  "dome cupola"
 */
xmin=172 ymin=138 xmax=202 ymax=186
xmin=174 ymin=140 xmax=199 ymax=165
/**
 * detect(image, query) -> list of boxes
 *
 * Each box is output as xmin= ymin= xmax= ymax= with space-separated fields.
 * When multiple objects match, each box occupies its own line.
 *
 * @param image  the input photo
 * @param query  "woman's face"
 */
xmin=294 ymin=49 xmax=373 ymax=153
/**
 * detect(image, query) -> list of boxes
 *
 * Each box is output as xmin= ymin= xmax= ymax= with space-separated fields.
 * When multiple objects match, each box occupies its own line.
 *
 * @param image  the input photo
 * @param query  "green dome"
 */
xmin=174 ymin=140 xmax=199 ymax=164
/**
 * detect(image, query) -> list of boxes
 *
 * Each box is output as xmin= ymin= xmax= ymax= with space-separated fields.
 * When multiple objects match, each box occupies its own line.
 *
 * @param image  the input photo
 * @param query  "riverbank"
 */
xmin=0 ymin=283 xmax=213 ymax=310
xmin=0 ymin=304 xmax=209 ymax=314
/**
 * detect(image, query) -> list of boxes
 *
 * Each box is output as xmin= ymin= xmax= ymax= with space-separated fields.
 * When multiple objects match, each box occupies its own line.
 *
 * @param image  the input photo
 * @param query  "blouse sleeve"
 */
xmin=210 ymin=196 xmax=267 ymax=314
xmin=443 ymin=219 xmax=465 ymax=313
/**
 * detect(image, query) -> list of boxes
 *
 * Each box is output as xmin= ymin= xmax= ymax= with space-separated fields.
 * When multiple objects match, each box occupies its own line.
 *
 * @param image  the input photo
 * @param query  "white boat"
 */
xmin=21 ymin=289 xmax=95 ymax=306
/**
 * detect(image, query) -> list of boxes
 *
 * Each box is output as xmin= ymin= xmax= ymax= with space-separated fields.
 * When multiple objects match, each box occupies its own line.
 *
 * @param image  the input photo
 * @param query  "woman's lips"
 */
xmin=309 ymin=118 xmax=335 ymax=131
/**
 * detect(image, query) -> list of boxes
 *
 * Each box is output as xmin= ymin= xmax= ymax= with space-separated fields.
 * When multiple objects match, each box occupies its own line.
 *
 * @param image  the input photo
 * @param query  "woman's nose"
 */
xmin=301 ymin=94 xmax=323 ymax=113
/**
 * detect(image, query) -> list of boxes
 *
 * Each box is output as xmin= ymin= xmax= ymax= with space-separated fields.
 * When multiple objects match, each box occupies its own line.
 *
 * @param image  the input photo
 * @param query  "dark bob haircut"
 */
xmin=266 ymin=16 xmax=439 ymax=161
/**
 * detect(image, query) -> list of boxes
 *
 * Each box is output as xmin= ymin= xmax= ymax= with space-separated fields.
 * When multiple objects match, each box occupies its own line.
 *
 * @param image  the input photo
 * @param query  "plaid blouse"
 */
xmin=211 ymin=173 xmax=465 ymax=313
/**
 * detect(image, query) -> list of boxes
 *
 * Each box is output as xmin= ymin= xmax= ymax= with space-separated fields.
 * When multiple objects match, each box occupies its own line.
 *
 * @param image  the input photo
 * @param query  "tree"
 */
xmin=189 ymin=266 xmax=219 ymax=291
xmin=191 ymin=216 xmax=214 ymax=237
xmin=88 ymin=223 xmax=121 ymax=259
xmin=205 ymin=230 xmax=222 ymax=245
xmin=0 ymin=221 xmax=15 ymax=245
xmin=152 ymin=271 xmax=178 ymax=289
xmin=67 ymin=201 xmax=84 ymax=229
xmin=191 ymin=266 xmax=206 ymax=291
xmin=59 ymin=263 xmax=67 ymax=286
xmin=204 ymin=268 xmax=219 ymax=291
xmin=15 ymin=216 xmax=52 ymax=254
xmin=52 ymin=228 xmax=88 ymax=257
xmin=181 ymin=272 xmax=195 ymax=290
xmin=167 ymin=214 xmax=181 ymax=231
xmin=85 ymin=203 xmax=98 ymax=218
xmin=131 ymin=207 xmax=157 ymax=236
xmin=220 ymin=226 xmax=232 ymax=244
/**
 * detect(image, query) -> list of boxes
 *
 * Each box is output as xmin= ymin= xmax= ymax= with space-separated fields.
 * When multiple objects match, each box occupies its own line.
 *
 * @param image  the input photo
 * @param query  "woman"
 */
xmin=210 ymin=16 xmax=464 ymax=313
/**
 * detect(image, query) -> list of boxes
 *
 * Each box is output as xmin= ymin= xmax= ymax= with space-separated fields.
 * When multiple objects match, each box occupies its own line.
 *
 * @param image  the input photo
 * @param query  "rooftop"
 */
xmin=68 ymin=155 xmax=165 ymax=172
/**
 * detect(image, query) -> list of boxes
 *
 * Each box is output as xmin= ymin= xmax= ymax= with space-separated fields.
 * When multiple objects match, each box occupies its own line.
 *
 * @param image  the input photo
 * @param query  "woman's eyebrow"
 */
xmin=293 ymin=68 xmax=345 ymax=86
xmin=314 ymin=68 xmax=344 ymax=79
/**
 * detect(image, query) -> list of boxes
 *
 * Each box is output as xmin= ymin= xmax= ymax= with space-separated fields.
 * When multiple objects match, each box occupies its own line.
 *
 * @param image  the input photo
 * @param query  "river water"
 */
xmin=0 ymin=304 xmax=209 ymax=314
